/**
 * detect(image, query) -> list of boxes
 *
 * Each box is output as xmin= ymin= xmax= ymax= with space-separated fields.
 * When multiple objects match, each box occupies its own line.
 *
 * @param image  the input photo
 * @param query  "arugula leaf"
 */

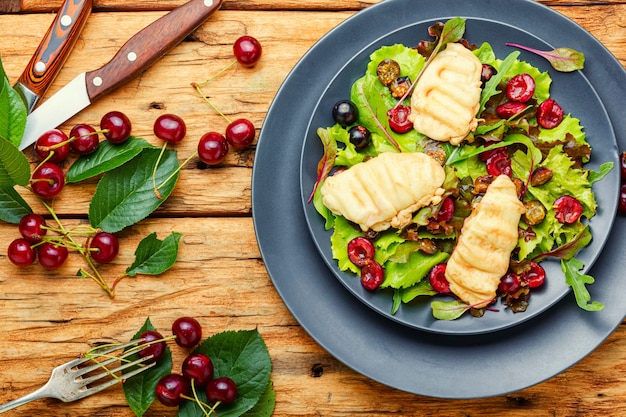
xmin=179 ymin=330 xmax=273 ymax=417
xmin=477 ymin=50 xmax=520 ymax=115
xmin=67 ymin=137 xmax=155 ymax=183
xmin=0 ymin=186 xmax=32 ymax=224
xmin=431 ymin=300 xmax=470 ymax=320
xmin=124 ymin=318 xmax=173 ymax=417
xmin=0 ymin=56 xmax=27 ymax=147
xmin=89 ymin=147 xmax=180 ymax=232
xmin=561 ymin=257 xmax=603 ymax=311
xmin=125 ymin=232 xmax=182 ymax=277
xmin=588 ymin=162 xmax=614 ymax=185
xmin=0 ymin=138 xmax=31 ymax=188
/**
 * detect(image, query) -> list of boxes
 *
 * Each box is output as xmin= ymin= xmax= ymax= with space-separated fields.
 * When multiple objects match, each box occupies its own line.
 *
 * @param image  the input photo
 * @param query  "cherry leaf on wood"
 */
xmin=125 ymin=232 xmax=182 ymax=277
xmin=0 ymin=56 xmax=27 ymax=147
xmin=178 ymin=330 xmax=273 ymax=417
xmin=0 ymin=186 xmax=32 ymax=224
xmin=89 ymin=147 xmax=180 ymax=232
xmin=67 ymin=137 xmax=155 ymax=183
xmin=0 ymin=139 xmax=31 ymax=188
xmin=124 ymin=317 xmax=173 ymax=417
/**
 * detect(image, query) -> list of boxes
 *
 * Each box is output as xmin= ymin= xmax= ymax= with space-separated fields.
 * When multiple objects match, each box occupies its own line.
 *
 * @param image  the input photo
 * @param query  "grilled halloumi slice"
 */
xmin=445 ymin=175 xmax=525 ymax=307
xmin=320 ymin=152 xmax=445 ymax=232
xmin=409 ymin=43 xmax=483 ymax=146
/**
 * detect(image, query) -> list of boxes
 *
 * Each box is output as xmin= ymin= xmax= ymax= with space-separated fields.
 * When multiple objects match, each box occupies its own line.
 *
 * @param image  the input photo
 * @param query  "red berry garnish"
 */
xmin=18 ymin=213 xmax=47 ymax=243
xmin=360 ymin=260 xmax=384 ymax=291
xmin=536 ymin=99 xmax=564 ymax=129
xmin=7 ymin=239 xmax=36 ymax=267
xmin=154 ymin=114 xmax=187 ymax=143
xmin=206 ymin=376 xmax=238 ymax=405
xmin=30 ymin=162 xmax=65 ymax=199
xmin=522 ymin=261 xmax=546 ymax=289
xmin=485 ymin=152 xmax=512 ymax=177
xmin=138 ymin=330 xmax=166 ymax=363
xmin=225 ymin=118 xmax=255 ymax=149
xmin=387 ymin=105 xmax=413 ymax=133
xmin=619 ymin=183 xmax=626 ymax=214
xmin=496 ymin=101 xmax=528 ymax=119
xmin=553 ymin=195 xmax=583 ymax=224
xmin=182 ymin=352 xmax=214 ymax=387
xmin=70 ymin=124 xmax=99 ymax=155
xmin=172 ymin=316 xmax=202 ymax=348
xmin=198 ymin=132 xmax=229 ymax=165
xmin=155 ymin=374 xmax=191 ymax=407
xmin=233 ymin=36 xmax=262 ymax=67
xmin=498 ymin=272 xmax=521 ymax=295
xmin=506 ymin=73 xmax=536 ymax=103
xmin=429 ymin=263 xmax=450 ymax=294
xmin=621 ymin=151 xmax=626 ymax=181
xmin=433 ymin=197 xmax=455 ymax=223
xmin=101 ymin=111 xmax=132 ymax=144
xmin=38 ymin=242 xmax=68 ymax=270
xmin=347 ymin=237 xmax=375 ymax=268
xmin=35 ymin=129 xmax=70 ymax=163
xmin=88 ymin=232 xmax=119 ymax=263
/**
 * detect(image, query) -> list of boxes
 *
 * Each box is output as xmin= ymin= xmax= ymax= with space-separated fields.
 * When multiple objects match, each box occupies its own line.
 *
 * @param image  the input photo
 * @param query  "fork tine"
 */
xmin=73 ymin=360 xmax=157 ymax=400
xmin=79 ymin=354 xmax=155 ymax=387
xmin=73 ymin=341 xmax=151 ymax=378
xmin=71 ymin=338 xmax=145 ymax=367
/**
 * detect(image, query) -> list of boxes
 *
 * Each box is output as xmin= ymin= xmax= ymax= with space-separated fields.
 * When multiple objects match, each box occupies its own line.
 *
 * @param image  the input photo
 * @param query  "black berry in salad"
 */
xmin=332 ymin=100 xmax=359 ymax=127
xmin=348 ymin=125 xmax=371 ymax=150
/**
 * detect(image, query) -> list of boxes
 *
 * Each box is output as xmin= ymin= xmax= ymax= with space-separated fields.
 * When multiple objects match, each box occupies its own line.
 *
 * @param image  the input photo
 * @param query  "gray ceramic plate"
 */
xmin=253 ymin=0 xmax=626 ymax=398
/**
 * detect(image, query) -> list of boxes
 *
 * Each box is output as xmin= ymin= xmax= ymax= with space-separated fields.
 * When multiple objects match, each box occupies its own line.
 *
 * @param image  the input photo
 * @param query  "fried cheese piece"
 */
xmin=320 ymin=152 xmax=445 ymax=232
xmin=409 ymin=43 xmax=483 ymax=146
xmin=445 ymin=175 xmax=525 ymax=307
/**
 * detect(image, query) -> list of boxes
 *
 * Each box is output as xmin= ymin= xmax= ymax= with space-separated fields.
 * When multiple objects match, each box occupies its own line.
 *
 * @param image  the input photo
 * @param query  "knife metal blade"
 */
xmin=19 ymin=0 xmax=223 ymax=151
xmin=14 ymin=0 xmax=92 ymax=113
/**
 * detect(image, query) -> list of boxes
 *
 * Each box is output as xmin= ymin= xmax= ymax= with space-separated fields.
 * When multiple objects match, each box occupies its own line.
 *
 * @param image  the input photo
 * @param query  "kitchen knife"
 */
xmin=14 ymin=0 xmax=92 ymax=113
xmin=19 ymin=0 xmax=223 ymax=151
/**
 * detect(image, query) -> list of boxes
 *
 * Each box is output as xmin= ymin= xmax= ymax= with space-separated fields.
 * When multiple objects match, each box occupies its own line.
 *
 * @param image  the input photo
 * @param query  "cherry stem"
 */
xmin=195 ymin=59 xmax=237 ymax=87
xmin=154 ymin=151 xmax=198 ymax=198
xmin=152 ymin=143 xmax=169 ymax=199
xmin=192 ymin=82 xmax=232 ymax=124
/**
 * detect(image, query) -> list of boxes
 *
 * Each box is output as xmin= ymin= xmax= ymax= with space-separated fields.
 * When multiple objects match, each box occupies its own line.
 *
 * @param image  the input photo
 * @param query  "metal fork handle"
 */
xmin=0 ymin=379 xmax=58 ymax=414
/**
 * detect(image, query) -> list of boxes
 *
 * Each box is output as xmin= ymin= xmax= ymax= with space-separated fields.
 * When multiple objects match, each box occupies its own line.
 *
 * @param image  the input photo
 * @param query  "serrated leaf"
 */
xmin=125 ymin=232 xmax=182 ymax=277
xmin=66 ymin=137 xmax=154 ymax=183
xmin=0 ymin=186 xmax=32 ymax=223
xmin=0 ymin=56 xmax=27 ymax=147
xmin=179 ymin=330 xmax=272 ymax=417
xmin=124 ymin=317 xmax=173 ymax=417
xmin=242 ymin=382 xmax=275 ymax=417
xmin=89 ymin=147 xmax=180 ymax=232
xmin=0 ymin=139 xmax=31 ymax=188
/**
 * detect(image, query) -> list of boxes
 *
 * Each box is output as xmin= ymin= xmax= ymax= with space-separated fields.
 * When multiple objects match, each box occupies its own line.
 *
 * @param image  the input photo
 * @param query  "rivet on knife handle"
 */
xmin=85 ymin=0 xmax=223 ymax=102
xmin=16 ymin=0 xmax=92 ymax=112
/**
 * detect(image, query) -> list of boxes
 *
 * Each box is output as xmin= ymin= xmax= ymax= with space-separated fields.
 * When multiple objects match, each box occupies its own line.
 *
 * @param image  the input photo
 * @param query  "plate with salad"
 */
xmin=253 ymin=0 xmax=626 ymax=397
xmin=300 ymin=16 xmax=618 ymax=335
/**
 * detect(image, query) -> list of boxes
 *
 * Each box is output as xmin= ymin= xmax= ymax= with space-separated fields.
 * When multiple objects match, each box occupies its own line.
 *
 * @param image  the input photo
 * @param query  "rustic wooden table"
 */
xmin=0 ymin=0 xmax=625 ymax=416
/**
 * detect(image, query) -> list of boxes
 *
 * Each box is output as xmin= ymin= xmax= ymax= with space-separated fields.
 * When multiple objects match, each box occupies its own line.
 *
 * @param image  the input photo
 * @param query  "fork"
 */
xmin=0 ymin=339 xmax=156 ymax=413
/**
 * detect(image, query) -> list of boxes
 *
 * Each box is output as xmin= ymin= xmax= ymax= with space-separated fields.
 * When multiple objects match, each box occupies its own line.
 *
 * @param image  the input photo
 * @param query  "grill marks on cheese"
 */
xmin=409 ymin=43 xmax=483 ymax=145
xmin=445 ymin=176 xmax=525 ymax=307
xmin=320 ymin=152 xmax=445 ymax=232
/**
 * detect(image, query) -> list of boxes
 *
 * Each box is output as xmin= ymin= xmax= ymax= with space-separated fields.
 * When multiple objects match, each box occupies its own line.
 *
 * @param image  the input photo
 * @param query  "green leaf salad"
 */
xmin=311 ymin=19 xmax=613 ymax=320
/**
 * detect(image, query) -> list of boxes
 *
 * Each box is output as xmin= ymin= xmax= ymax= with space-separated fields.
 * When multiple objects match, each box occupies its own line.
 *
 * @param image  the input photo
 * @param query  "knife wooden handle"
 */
xmin=85 ymin=0 xmax=223 ymax=102
xmin=16 ymin=0 xmax=92 ymax=104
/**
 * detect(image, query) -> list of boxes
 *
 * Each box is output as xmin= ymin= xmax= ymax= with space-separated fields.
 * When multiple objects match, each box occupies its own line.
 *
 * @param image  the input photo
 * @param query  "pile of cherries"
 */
xmin=137 ymin=317 xmax=238 ymax=411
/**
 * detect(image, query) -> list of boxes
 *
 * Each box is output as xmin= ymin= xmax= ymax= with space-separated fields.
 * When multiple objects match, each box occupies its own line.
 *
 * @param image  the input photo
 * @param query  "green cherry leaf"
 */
xmin=88 ymin=147 xmax=180 ymax=232
xmin=0 ymin=138 xmax=31 ymax=188
xmin=242 ymin=382 xmax=276 ymax=417
xmin=0 ymin=56 xmax=27 ymax=147
xmin=178 ymin=330 xmax=273 ymax=417
xmin=124 ymin=317 xmax=173 ymax=417
xmin=0 ymin=186 xmax=32 ymax=224
xmin=66 ymin=137 xmax=155 ymax=183
xmin=125 ymin=232 xmax=182 ymax=277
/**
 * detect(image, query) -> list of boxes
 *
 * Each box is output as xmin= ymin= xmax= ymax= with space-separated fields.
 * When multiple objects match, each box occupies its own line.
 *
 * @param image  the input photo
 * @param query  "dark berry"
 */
xmin=154 ymin=114 xmax=186 ymax=143
xmin=70 ymin=124 xmax=99 ymax=155
xmin=138 ymin=330 xmax=166 ymax=363
xmin=360 ymin=260 xmax=384 ymax=291
xmin=198 ymin=132 xmax=229 ymax=165
xmin=498 ymin=273 xmax=521 ymax=295
xmin=7 ymin=239 xmax=36 ymax=267
xmin=206 ymin=376 xmax=238 ymax=405
xmin=433 ymin=197 xmax=455 ymax=223
xmin=88 ymin=232 xmax=119 ymax=263
xmin=172 ymin=317 xmax=202 ymax=348
xmin=155 ymin=374 xmax=191 ymax=407
xmin=182 ymin=352 xmax=214 ymax=387
xmin=18 ymin=213 xmax=47 ymax=243
xmin=521 ymin=261 xmax=546 ymax=289
xmin=347 ymin=237 xmax=375 ymax=268
xmin=429 ymin=263 xmax=450 ymax=294
xmin=101 ymin=111 xmax=132 ymax=144
xmin=35 ymin=129 xmax=70 ymax=163
xmin=348 ymin=126 xmax=371 ymax=150
xmin=332 ymin=100 xmax=358 ymax=127
xmin=233 ymin=36 xmax=262 ymax=67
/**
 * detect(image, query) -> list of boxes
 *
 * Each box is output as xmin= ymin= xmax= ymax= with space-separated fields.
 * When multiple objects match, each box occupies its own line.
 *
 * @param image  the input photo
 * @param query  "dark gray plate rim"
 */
xmin=252 ymin=0 xmax=626 ymax=399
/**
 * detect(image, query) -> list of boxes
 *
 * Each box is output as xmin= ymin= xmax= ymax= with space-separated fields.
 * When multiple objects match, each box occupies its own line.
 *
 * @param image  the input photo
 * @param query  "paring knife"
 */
xmin=14 ymin=0 xmax=92 ymax=113
xmin=18 ymin=0 xmax=224 ymax=151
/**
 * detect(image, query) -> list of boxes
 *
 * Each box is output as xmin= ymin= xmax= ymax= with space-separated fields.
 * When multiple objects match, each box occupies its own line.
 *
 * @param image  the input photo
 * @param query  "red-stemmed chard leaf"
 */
xmin=308 ymin=127 xmax=337 ymax=203
xmin=506 ymin=43 xmax=585 ymax=72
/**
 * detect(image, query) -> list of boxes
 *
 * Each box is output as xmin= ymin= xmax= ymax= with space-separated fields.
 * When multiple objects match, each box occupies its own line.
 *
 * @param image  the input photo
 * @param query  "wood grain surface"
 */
xmin=0 ymin=1 xmax=625 ymax=416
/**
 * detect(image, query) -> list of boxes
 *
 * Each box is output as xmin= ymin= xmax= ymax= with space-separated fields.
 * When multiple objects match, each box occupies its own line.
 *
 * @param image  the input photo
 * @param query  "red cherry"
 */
xmin=198 ymin=132 xmax=229 ymax=165
xmin=70 ymin=124 xmax=99 ymax=155
xmin=38 ymin=242 xmax=68 ymax=270
xmin=182 ymin=352 xmax=214 ymax=387
xmin=506 ymin=73 xmax=536 ymax=103
xmin=347 ymin=237 xmax=375 ymax=268
xmin=429 ymin=263 xmax=450 ymax=294
xmin=88 ymin=232 xmax=119 ymax=263
xmin=486 ymin=152 xmax=512 ymax=177
xmin=536 ymin=99 xmax=564 ymax=129
xmin=387 ymin=105 xmax=413 ymax=133
xmin=233 ymin=36 xmax=262 ymax=67
xmin=172 ymin=317 xmax=202 ymax=348
xmin=206 ymin=377 xmax=238 ymax=405
xmin=433 ymin=197 xmax=455 ymax=222
xmin=522 ymin=261 xmax=546 ymax=288
xmin=225 ymin=118 xmax=255 ymax=149
xmin=360 ymin=260 xmax=384 ymax=291
xmin=154 ymin=114 xmax=187 ymax=143
xmin=7 ymin=239 xmax=36 ymax=267
xmin=101 ymin=111 xmax=132 ymax=144
xmin=496 ymin=101 xmax=528 ymax=119
xmin=18 ymin=213 xmax=47 ymax=243
xmin=35 ymin=129 xmax=70 ymax=163
xmin=155 ymin=374 xmax=191 ymax=407
xmin=498 ymin=272 xmax=521 ymax=295
xmin=138 ymin=330 xmax=166 ymax=363
xmin=30 ymin=162 xmax=65 ymax=199
xmin=553 ymin=195 xmax=583 ymax=224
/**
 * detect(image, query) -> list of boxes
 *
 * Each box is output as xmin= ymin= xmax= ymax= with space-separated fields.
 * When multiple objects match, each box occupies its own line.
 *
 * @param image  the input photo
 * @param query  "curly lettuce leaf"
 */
xmin=562 ymin=257 xmax=603 ymax=311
